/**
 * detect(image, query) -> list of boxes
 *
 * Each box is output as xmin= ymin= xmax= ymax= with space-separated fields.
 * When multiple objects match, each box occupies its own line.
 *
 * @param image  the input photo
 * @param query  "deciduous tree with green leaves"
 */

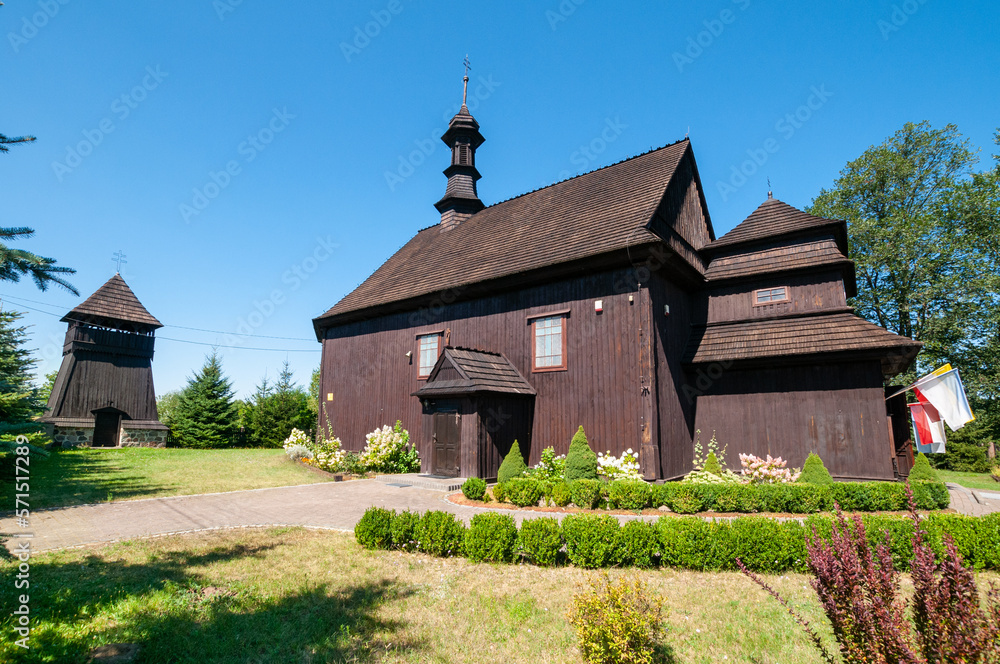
xmin=809 ymin=122 xmax=1000 ymax=450
xmin=171 ymin=352 xmax=239 ymax=448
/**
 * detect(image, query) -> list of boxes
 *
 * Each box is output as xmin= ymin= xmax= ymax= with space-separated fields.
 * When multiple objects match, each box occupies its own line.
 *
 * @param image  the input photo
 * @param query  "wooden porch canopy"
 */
xmin=412 ymin=347 xmax=536 ymax=398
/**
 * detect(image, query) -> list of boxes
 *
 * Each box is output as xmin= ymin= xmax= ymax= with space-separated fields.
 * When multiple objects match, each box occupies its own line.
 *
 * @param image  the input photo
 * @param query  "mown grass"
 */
xmin=938 ymin=469 xmax=1000 ymax=492
xmin=3 ymin=528 xmax=996 ymax=664
xmin=5 ymin=448 xmax=328 ymax=510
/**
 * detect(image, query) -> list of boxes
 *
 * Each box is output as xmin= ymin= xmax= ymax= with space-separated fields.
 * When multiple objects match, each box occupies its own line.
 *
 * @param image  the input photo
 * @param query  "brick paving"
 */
xmin=4 ymin=479 xmax=997 ymax=554
xmin=946 ymin=483 xmax=1000 ymax=517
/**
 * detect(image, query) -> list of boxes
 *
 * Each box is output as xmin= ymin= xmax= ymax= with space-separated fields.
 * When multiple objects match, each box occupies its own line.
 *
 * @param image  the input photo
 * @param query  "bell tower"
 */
xmin=434 ymin=58 xmax=485 ymax=230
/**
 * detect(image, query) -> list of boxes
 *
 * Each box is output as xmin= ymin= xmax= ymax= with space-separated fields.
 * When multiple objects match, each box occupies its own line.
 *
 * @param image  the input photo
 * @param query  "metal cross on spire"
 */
xmin=112 ymin=250 xmax=127 ymax=273
xmin=462 ymin=55 xmax=471 ymax=106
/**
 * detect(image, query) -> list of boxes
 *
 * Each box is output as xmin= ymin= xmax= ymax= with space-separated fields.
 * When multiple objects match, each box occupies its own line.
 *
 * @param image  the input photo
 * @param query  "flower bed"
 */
xmin=355 ymin=506 xmax=1000 ymax=573
xmin=460 ymin=477 xmax=950 ymax=514
xmin=280 ymin=421 xmax=420 ymax=476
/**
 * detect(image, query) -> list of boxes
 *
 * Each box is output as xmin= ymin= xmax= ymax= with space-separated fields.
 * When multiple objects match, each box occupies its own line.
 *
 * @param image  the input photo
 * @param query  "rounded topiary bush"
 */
xmin=608 ymin=480 xmax=653 ymax=511
xmin=564 ymin=426 xmax=598 ymax=481
xmin=619 ymin=520 xmax=660 ymax=568
xmin=669 ymin=486 xmax=704 ymax=514
xmin=465 ymin=512 xmax=517 ymax=563
xmin=415 ymin=511 xmax=466 ymax=557
xmin=497 ymin=441 xmax=528 ymax=484
xmin=551 ymin=481 xmax=573 ymax=507
xmin=570 ymin=479 xmax=603 ymax=509
xmin=355 ymin=507 xmax=395 ymax=550
xmin=909 ymin=453 xmax=940 ymax=483
xmin=504 ymin=478 xmax=545 ymax=507
xmin=461 ymin=477 xmax=487 ymax=501
xmin=562 ymin=514 xmax=623 ymax=568
xmin=390 ymin=510 xmax=420 ymax=551
xmin=798 ymin=452 xmax=834 ymax=486
xmin=518 ymin=517 xmax=564 ymax=566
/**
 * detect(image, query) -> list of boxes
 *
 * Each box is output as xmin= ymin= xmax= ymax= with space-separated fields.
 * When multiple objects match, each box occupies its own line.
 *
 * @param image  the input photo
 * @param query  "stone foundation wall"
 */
xmin=119 ymin=428 xmax=168 ymax=448
xmin=52 ymin=426 xmax=95 ymax=447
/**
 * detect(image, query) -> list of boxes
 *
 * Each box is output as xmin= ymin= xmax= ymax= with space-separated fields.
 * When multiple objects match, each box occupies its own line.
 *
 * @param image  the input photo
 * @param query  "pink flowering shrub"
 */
xmin=739 ymin=453 xmax=801 ymax=484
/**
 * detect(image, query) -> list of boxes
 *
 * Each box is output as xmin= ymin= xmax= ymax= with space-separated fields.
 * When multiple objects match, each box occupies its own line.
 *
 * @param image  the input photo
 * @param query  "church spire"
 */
xmin=434 ymin=57 xmax=485 ymax=230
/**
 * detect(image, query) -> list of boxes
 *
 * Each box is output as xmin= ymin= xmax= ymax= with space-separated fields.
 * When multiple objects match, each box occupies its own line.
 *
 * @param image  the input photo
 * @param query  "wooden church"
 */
xmin=43 ymin=274 xmax=168 ymax=447
xmin=312 ymin=75 xmax=922 ymax=481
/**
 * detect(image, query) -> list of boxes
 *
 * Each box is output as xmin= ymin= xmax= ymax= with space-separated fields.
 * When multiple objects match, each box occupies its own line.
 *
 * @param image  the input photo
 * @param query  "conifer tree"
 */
xmin=0 ymin=310 xmax=45 ymax=439
xmin=497 ymin=441 xmax=528 ymax=483
xmin=171 ymin=352 xmax=238 ymax=448
xmin=564 ymin=425 xmax=598 ymax=481
xmin=798 ymin=452 xmax=834 ymax=485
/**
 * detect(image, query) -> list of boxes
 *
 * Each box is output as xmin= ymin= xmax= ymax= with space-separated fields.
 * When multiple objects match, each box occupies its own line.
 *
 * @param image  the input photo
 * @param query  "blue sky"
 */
xmin=3 ymin=0 xmax=998 ymax=398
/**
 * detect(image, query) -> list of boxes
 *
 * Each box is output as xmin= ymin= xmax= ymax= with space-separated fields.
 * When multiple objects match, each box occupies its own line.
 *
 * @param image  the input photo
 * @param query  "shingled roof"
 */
xmin=707 ymin=196 xmax=843 ymax=251
xmin=63 ymin=274 xmax=162 ymax=329
xmin=412 ymin=347 xmax=535 ymax=397
xmin=316 ymin=140 xmax=694 ymax=328
xmin=683 ymin=310 xmax=921 ymax=375
xmin=705 ymin=233 xmax=851 ymax=282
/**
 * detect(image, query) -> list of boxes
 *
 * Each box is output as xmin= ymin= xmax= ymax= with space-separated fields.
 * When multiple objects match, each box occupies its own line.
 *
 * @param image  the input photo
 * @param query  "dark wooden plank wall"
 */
xmin=321 ymin=268 xmax=669 ymax=470
xmin=691 ymin=361 xmax=894 ymax=480
xmin=48 ymin=349 xmax=159 ymax=421
xmin=706 ymin=270 xmax=847 ymax=324
xmin=474 ymin=396 xmax=535 ymax=479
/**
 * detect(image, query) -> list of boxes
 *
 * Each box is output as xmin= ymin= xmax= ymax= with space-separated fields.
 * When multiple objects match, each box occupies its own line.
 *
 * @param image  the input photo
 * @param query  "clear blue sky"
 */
xmin=3 ymin=0 xmax=998 ymax=398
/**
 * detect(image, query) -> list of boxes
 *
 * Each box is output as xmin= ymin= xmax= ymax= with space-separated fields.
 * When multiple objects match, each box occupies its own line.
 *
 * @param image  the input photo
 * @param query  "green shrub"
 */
xmin=655 ymin=517 xmax=714 ymax=569
xmin=908 ymin=452 xmax=939 ymax=482
xmin=607 ymin=481 xmax=653 ymax=511
xmin=355 ymin=507 xmax=395 ymax=550
xmin=703 ymin=451 xmax=723 ymax=476
xmin=571 ymin=479 xmax=603 ymax=509
xmin=564 ymin=425 xmax=598 ymax=481
xmin=503 ymin=478 xmax=545 ymax=507
xmin=798 ymin=452 xmax=833 ymax=485
xmin=552 ymin=481 xmax=573 ymax=507
xmin=562 ymin=514 xmax=623 ymax=568
xmin=390 ymin=510 xmax=420 ymax=551
xmin=652 ymin=483 xmax=674 ymax=508
xmin=619 ymin=520 xmax=660 ymax=568
xmin=492 ymin=482 xmax=507 ymax=503
xmin=497 ymin=441 xmax=528 ymax=484
xmin=461 ymin=477 xmax=487 ymax=501
xmin=668 ymin=486 xmax=704 ymax=514
xmin=567 ymin=573 xmax=667 ymax=664
xmin=782 ymin=484 xmax=831 ymax=514
xmin=928 ymin=441 xmax=993 ymax=473
xmin=415 ymin=511 xmax=466 ymax=557
xmin=465 ymin=512 xmax=517 ymax=563
xmin=910 ymin=480 xmax=949 ymax=510
xmin=518 ymin=517 xmax=564 ymax=566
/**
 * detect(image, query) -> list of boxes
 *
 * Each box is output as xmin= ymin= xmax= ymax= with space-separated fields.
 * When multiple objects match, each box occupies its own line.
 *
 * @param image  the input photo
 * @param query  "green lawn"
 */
xmin=937 ymin=469 xmax=1000 ymax=492
xmin=6 ymin=448 xmax=329 ymax=510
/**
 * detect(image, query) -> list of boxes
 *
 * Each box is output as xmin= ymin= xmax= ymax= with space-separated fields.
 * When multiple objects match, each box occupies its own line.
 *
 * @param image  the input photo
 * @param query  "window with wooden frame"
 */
xmin=753 ymin=286 xmax=790 ymax=305
xmin=532 ymin=314 xmax=567 ymax=372
xmin=417 ymin=333 xmax=442 ymax=378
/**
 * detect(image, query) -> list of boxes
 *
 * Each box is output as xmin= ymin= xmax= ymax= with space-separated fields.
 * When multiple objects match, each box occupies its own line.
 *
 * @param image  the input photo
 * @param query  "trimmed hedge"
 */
xmin=492 ymin=477 xmax=949 ymax=513
xmin=355 ymin=507 xmax=1000 ymax=573
xmin=461 ymin=477 xmax=487 ymax=501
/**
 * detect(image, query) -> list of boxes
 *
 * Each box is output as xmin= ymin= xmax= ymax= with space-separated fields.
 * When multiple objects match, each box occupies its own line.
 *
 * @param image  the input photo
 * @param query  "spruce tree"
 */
xmin=247 ymin=362 xmax=315 ymax=447
xmin=0 ymin=310 xmax=44 ymax=439
xmin=703 ymin=451 xmax=723 ymax=477
xmin=799 ymin=452 xmax=834 ymax=485
xmin=908 ymin=452 xmax=940 ymax=482
xmin=171 ymin=352 xmax=238 ymax=448
xmin=497 ymin=441 xmax=528 ymax=483
xmin=564 ymin=425 xmax=598 ymax=481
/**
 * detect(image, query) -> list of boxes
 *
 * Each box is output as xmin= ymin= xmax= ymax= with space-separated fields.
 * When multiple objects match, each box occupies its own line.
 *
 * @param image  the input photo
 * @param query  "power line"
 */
xmin=0 ymin=292 xmax=317 ymax=343
xmin=3 ymin=298 xmax=320 ymax=353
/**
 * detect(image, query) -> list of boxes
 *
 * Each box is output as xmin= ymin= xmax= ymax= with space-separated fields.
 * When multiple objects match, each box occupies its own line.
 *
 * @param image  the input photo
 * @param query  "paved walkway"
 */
xmin=4 ymin=479 xmax=998 ymax=554
xmin=946 ymin=483 xmax=1000 ymax=517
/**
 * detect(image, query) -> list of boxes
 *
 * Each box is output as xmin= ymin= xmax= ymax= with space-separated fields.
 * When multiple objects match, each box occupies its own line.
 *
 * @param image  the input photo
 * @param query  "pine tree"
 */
xmin=497 ymin=441 xmax=528 ymax=483
xmin=564 ymin=425 xmax=598 ymax=481
xmin=0 ymin=310 xmax=44 ymax=439
xmin=171 ymin=352 xmax=238 ymax=448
